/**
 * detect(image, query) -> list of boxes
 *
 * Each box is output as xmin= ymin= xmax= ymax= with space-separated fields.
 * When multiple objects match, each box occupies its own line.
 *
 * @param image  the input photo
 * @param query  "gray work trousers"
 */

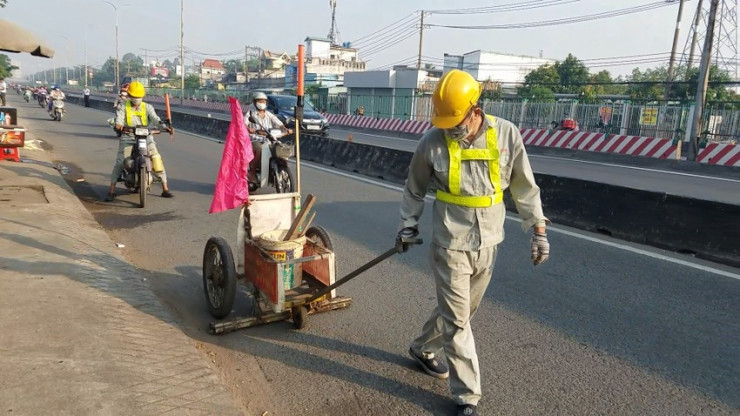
xmin=411 ymin=242 xmax=498 ymax=406
xmin=109 ymin=136 xmax=167 ymax=184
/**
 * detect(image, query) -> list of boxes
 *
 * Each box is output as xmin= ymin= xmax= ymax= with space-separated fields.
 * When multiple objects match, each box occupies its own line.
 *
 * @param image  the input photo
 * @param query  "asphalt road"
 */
xmin=12 ymin=95 xmax=740 ymax=415
xmin=77 ymin=94 xmax=740 ymax=205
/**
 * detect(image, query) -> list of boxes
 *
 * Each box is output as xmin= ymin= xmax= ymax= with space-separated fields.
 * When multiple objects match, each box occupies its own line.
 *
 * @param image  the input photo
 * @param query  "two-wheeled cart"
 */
xmin=203 ymin=192 xmax=353 ymax=334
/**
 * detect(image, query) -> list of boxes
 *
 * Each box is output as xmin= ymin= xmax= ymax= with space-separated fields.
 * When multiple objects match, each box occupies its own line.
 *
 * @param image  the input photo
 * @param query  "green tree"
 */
xmin=517 ymin=64 xmax=559 ymax=100
xmin=0 ymin=54 xmax=18 ymax=78
xmin=0 ymin=1 xmax=7 ymax=7
xmin=184 ymin=74 xmax=200 ymax=89
xmin=625 ymin=66 xmax=668 ymax=101
xmin=121 ymin=53 xmax=145 ymax=76
xmin=223 ymin=59 xmax=245 ymax=74
xmin=553 ymin=53 xmax=589 ymax=94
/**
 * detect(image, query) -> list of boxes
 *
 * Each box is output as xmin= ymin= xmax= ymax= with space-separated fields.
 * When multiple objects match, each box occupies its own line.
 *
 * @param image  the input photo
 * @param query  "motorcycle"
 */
xmin=24 ymin=89 xmax=31 ymax=103
xmin=116 ymin=125 xmax=165 ymax=208
xmin=248 ymin=115 xmax=296 ymax=194
xmin=37 ymin=91 xmax=48 ymax=108
xmin=49 ymin=99 xmax=65 ymax=121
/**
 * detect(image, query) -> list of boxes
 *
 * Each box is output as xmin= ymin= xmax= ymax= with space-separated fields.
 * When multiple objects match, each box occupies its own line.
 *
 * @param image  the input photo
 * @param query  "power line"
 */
xmin=361 ymin=28 xmax=420 ymax=58
xmin=349 ymin=12 xmax=417 ymax=44
xmin=427 ymin=0 xmax=580 ymax=15
xmin=427 ymin=1 xmax=681 ymax=29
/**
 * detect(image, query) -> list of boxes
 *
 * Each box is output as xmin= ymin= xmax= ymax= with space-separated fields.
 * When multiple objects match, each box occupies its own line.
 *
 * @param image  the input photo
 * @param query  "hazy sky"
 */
xmin=3 ymin=0 xmax=706 ymax=79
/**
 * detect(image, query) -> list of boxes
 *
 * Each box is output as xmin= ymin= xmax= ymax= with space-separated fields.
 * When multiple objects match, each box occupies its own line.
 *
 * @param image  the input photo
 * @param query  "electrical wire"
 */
xmin=360 ymin=28 xmax=420 ymax=58
xmin=427 ymin=0 xmax=580 ymax=15
xmin=352 ymin=21 xmax=419 ymax=50
xmin=427 ymin=1 xmax=681 ymax=30
xmin=357 ymin=26 xmax=420 ymax=56
xmin=349 ymin=12 xmax=418 ymax=45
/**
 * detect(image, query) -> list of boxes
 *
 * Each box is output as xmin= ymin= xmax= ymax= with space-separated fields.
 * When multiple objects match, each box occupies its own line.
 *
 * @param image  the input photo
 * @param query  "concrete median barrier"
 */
xmin=67 ymin=95 xmax=739 ymax=267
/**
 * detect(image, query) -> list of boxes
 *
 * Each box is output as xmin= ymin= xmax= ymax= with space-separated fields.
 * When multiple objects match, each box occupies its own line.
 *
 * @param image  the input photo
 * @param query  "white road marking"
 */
xmin=531 ymin=154 xmax=740 ymax=183
xmin=331 ymin=128 xmax=418 ymax=142
xmin=298 ymin=160 xmax=740 ymax=281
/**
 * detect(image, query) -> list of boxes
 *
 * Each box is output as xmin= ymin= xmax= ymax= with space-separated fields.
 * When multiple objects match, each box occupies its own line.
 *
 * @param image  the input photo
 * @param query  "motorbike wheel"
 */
xmin=56 ymin=111 xmax=63 ymax=122
xmin=202 ymin=237 xmax=237 ymax=319
xmin=138 ymin=167 xmax=148 ymax=208
xmin=274 ymin=165 xmax=295 ymax=193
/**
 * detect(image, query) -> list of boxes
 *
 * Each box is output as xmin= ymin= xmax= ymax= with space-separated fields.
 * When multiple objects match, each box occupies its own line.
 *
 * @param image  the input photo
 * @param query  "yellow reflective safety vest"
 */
xmin=125 ymin=101 xmax=148 ymax=126
xmin=436 ymin=115 xmax=503 ymax=208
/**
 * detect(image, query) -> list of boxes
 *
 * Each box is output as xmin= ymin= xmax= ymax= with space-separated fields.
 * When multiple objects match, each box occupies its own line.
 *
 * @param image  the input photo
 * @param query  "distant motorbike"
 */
xmin=248 ymin=115 xmax=295 ymax=194
xmin=37 ymin=90 xmax=48 ymax=107
xmin=49 ymin=99 xmax=65 ymax=121
xmin=116 ymin=125 xmax=165 ymax=208
xmin=24 ymin=89 xmax=31 ymax=103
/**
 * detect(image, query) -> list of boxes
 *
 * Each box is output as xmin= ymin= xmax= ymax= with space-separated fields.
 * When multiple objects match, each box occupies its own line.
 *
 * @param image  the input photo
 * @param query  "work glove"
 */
xmin=396 ymin=227 xmax=419 ymax=253
xmin=531 ymin=231 xmax=550 ymax=266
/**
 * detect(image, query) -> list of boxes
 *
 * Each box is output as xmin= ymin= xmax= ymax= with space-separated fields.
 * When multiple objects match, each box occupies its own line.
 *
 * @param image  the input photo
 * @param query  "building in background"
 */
xmin=444 ymin=50 xmax=555 ymax=93
xmin=340 ymin=66 xmax=439 ymax=120
xmin=284 ymin=37 xmax=365 ymax=89
xmin=199 ymin=59 xmax=226 ymax=86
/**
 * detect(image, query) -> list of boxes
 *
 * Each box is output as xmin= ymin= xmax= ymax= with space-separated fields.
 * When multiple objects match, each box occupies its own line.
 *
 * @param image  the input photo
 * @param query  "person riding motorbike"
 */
xmin=113 ymin=83 xmax=129 ymax=109
xmin=37 ymin=86 xmax=48 ymax=105
xmin=105 ymin=81 xmax=175 ymax=202
xmin=244 ymin=92 xmax=292 ymax=189
xmin=47 ymin=85 xmax=65 ymax=112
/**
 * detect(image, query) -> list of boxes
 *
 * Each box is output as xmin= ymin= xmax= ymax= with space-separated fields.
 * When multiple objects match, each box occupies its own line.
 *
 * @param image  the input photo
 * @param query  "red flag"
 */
xmin=209 ymin=97 xmax=253 ymax=214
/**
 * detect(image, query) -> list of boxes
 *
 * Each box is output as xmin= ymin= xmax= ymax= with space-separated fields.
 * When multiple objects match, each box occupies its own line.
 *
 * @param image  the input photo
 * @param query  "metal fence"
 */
xmin=311 ymin=93 xmax=739 ymax=143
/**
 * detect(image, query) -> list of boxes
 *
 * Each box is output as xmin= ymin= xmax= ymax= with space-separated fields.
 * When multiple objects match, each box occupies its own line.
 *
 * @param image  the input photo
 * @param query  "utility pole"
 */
xmin=687 ymin=0 xmax=705 ymax=73
xmin=245 ymin=46 xmax=249 ymax=83
xmin=180 ymin=0 xmax=185 ymax=104
xmin=667 ymin=0 xmax=686 ymax=81
xmin=417 ymin=10 xmax=425 ymax=69
xmin=688 ymin=0 xmax=720 ymax=161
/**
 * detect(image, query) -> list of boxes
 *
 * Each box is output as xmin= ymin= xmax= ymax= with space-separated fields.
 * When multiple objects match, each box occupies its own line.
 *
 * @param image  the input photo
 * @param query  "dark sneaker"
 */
xmin=456 ymin=404 xmax=477 ymax=416
xmin=104 ymin=193 xmax=116 ymax=202
xmin=161 ymin=190 xmax=174 ymax=198
xmin=409 ymin=347 xmax=449 ymax=379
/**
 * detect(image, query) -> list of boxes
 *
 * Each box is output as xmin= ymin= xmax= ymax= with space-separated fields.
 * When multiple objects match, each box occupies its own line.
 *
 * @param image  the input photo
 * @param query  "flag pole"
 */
xmin=295 ymin=44 xmax=305 ymax=196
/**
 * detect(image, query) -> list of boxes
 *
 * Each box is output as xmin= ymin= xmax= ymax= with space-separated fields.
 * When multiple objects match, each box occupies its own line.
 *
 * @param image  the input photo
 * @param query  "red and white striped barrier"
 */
xmin=324 ymin=113 xmax=431 ymax=135
xmin=696 ymin=143 xmax=740 ymax=167
xmin=520 ymin=129 xmax=678 ymax=159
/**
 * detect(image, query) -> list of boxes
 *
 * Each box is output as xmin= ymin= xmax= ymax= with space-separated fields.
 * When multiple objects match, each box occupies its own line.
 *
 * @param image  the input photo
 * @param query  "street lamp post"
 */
xmin=102 ymin=1 xmax=120 ymax=90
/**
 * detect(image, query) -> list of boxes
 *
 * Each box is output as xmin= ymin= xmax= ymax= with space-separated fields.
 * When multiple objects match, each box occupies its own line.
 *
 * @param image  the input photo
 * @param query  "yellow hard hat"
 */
xmin=431 ymin=69 xmax=482 ymax=129
xmin=127 ymin=81 xmax=146 ymax=98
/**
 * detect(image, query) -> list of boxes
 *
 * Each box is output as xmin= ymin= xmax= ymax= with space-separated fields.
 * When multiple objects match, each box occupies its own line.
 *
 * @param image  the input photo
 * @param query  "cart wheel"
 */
xmin=305 ymin=226 xmax=333 ymax=251
xmin=292 ymin=306 xmax=308 ymax=330
xmin=202 ymin=237 xmax=237 ymax=319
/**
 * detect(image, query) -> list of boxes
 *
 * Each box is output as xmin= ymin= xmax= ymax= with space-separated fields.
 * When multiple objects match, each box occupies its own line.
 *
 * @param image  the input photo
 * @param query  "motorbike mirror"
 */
xmin=248 ymin=115 xmax=258 ymax=124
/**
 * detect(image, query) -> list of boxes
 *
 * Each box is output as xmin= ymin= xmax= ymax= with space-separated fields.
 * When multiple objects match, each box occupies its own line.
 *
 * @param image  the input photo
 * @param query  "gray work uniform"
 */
xmin=110 ymin=102 xmax=167 ymax=184
xmin=399 ymin=113 xmax=548 ymax=406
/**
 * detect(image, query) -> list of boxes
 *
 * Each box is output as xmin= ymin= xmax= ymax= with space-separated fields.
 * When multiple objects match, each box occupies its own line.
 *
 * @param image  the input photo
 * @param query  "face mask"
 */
xmin=255 ymin=102 xmax=267 ymax=111
xmin=444 ymin=124 xmax=470 ymax=141
xmin=130 ymin=98 xmax=142 ymax=106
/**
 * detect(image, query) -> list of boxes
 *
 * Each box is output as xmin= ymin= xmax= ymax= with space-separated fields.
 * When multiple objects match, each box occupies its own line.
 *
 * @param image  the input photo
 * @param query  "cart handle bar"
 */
xmin=306 ymin=237 xmax=423 ymax=303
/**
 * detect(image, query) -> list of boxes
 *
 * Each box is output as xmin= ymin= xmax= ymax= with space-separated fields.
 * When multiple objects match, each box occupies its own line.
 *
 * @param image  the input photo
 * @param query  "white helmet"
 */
xmin=252 ymin=92 xmax=267 ymax=101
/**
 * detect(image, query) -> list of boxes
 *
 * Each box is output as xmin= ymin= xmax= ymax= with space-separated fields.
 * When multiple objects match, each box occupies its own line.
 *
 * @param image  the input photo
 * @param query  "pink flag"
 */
xmin=209 ymin=97 xmax=253 ymax=214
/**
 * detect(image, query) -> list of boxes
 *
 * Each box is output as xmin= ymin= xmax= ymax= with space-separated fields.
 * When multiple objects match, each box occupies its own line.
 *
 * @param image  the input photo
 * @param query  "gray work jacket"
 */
xmin=399 ymin=113 xmax=549 ymax=251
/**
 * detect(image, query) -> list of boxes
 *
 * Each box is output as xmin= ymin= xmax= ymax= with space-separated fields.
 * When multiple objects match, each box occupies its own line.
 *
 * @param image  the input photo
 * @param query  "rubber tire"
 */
xmin=305 ymin=225 xmax=336 ymax=277
xmin=274 ymin=165 xmax=295 ymax=193
xmin=202 ymin=237 xmax=237 ymax=319
xmin=138 ymin=167 xmax=147 ymax=208
xmin=292 ymin=306 xmax=308 ymax=330
xmin=57 ymin=111 xmax=63 ymax=122
xmin=305 ymin=226 xmax=333 ymax=251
